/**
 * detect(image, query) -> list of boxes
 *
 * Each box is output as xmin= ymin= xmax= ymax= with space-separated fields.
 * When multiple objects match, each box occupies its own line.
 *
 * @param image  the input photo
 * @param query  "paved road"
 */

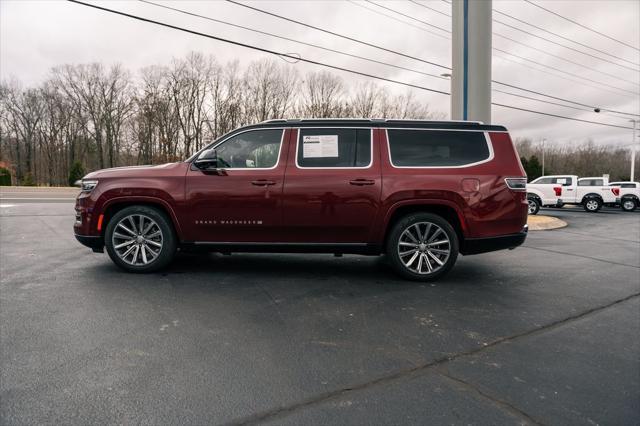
xmin=1 ymin=190 xmax=638 ymax=425
xmin=0 ymin=186 xmax=79 ymax=203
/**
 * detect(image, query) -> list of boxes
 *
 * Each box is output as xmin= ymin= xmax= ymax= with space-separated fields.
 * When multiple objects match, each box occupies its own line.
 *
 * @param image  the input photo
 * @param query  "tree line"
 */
xmin=1 ymin=51 xmax=636 ymax=186
xmin=515 ymin=138 xmax=637 ymax=182
xmin=0 ymin=52 xmax=440 ymax=186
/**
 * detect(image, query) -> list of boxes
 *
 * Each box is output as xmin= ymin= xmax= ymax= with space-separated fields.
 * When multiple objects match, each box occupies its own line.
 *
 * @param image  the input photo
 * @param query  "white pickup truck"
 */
xmin=609 ymin=181 xmax=639 ymax=212
xmin=527 ymin=175 xmax=620 ymax=214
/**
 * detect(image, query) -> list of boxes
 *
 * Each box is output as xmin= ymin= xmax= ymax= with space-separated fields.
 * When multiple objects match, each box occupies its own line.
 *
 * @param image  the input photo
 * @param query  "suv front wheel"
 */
xmin=105 ymin=205 xmax=177 ymax=273
xmin=387 ymin=213 xmax=459 ymax=281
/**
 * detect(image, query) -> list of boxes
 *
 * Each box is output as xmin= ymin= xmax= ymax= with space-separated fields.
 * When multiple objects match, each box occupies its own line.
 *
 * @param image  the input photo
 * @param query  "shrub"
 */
xmin=0 ymin=167 xmax=11 ymax=186
xmin=68 ymin=161 xmax=85 ymax=187
xmin=21 ymin=172 xmax=36 ymax=186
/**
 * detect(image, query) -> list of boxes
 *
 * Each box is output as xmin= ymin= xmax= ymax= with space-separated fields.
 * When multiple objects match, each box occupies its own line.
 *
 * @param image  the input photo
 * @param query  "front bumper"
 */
xmin=461 ymin=225 xmax=528 ymax=255
xmin=75 ymin=234 xmax=104 ymax=253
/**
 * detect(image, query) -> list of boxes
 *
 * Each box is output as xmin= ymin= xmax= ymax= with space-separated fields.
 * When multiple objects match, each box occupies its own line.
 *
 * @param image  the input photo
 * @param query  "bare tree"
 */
xmin=298 ymin=71 xmax=346 ymax=118
xmin=1 ymin=53 xmax=454 ymax=185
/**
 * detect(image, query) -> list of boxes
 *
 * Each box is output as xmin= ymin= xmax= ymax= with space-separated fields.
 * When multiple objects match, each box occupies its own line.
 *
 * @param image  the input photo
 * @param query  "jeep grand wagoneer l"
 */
xmin=74 ymin=119 xmax=528 ymax=281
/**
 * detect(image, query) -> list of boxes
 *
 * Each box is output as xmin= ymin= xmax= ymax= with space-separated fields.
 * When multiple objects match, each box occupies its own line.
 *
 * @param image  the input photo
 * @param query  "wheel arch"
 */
xmin=526 ymin=192 xmax=542 ymax=203
xmin=382 ymin=201 xmax=466 ymax=249
xmin=100 ymin=197 xmax=184 ymax=240
xmin=581 ymin=192 xmax=604 ymax=203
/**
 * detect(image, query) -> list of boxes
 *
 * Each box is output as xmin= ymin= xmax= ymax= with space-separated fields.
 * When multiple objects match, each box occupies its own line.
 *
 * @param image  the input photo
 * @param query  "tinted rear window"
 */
xmin=387 ymin=130 xmax=490 ymax=167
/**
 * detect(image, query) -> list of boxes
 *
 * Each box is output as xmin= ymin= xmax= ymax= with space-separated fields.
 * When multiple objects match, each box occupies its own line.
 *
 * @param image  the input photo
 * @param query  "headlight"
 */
xmin=81 ymin=179 xmax=99 ymax=192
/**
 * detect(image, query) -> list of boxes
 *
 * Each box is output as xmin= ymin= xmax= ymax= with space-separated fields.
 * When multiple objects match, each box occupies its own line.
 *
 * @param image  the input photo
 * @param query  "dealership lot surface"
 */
xmin=1 ymin=190 xmax=639 ymax=425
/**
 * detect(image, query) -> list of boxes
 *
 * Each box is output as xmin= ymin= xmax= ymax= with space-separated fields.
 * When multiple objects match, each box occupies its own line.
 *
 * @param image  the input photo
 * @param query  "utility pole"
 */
xmin=630 ymin=119 xmax=637 ymax=182
xmin=451 ymin=0 xmax=492 ymax=123
xmin=542 ymin=138 xmax=546 ymax=176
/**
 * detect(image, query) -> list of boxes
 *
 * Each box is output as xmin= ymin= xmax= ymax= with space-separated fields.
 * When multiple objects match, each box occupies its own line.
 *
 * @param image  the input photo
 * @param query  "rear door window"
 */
xmin=387 ymin=129 xmax=491 ymax=167
xmin=297 ymin=128 xmax=371 ymax=168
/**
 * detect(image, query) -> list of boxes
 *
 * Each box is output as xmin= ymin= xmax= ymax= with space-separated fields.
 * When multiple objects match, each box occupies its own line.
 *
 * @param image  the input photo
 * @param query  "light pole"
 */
xmin=541 ymin=138 xmax=546 ymax=176
xmin=630 ymin=119 xmax=637 ymax=182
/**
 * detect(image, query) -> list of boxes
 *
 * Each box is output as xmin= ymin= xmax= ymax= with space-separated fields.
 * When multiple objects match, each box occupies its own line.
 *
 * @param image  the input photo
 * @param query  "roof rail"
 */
xmin=261 ymin=118 xmax=484 ymax=124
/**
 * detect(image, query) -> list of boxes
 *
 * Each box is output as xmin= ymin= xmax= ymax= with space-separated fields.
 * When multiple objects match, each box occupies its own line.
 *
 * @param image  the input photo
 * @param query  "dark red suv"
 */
xmin=74 ymin=119 xmax=528 ymax=281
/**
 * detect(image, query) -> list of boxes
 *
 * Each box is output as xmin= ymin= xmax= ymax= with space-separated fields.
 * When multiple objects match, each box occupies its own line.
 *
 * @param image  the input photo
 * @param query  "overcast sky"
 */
xmin=1 ymin=0 xmax=639 ymax=146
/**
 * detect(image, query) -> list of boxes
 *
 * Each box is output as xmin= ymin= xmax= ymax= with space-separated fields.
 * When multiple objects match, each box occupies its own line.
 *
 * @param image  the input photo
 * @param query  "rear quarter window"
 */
xmin=387 ymin=129 xmax=491 ymax=167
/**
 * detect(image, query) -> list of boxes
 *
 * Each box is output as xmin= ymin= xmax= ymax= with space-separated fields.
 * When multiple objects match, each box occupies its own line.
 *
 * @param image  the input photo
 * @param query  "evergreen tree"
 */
xmin=68 ymin=161 xmax=85 ymax=186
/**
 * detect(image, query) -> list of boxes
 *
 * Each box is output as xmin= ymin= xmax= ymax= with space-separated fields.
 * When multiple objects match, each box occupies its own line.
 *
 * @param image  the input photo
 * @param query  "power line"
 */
xmin=493 ymin=79 xmax=638 ymax=118
xmin=410 ymin=1 xmax=640 ymax=70
xmin=493 ymin=51 xmax=636 ymax=100
xmin=493 ymin=33 xmax=639 ymax=90
xmin=364 ymin=0 xmax=449 ymax=34
xmin=225 ymin=0 xmax=451 ymax=71
xmin=492 ymin=8 xmax=640 ymax=69
xmin=345 ymin=0 xmax=449 ymax=40
xmin=491 ymin=103 xmax=633 ymax=130
xmin=66 ymin=0 xmax=637 ymax=130
xmin=225 ymin=0 xmax=640 ymax=117
xmin=67 ymin=0 xmax=451 ymax=94
xmin=364 ymin=0 xmax=640 ymax=93
xmin=139 ymin=0 xmax=450 ymax=82
xmin=493 ymin=88 xmax=631 ymax=120
xmin=408 ymin=0 xmax=449 ymax=18
xmin=493 ymin=46 xmax=638 ymax=97
xmin=144 ymin=0 xmax=637 ymax=115
xmin=524 ymin=0 xmax=640 ymax=52
xmin=493 ymin=19 xmax=640 ymax=75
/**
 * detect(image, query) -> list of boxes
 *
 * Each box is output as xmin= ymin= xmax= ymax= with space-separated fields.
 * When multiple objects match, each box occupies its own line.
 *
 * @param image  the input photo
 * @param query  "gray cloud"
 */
xmin=1 ymin=0 xmax=638 ymax=145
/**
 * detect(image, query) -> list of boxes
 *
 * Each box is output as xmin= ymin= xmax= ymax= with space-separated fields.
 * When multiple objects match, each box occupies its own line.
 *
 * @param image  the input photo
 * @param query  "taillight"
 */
xmin=553 ymin=186 xmax=562 ymax=196
xmin=505 ymin=178 xmax=527 ymax=191
xmin=611 ymin=187 xmax=620 ymax=196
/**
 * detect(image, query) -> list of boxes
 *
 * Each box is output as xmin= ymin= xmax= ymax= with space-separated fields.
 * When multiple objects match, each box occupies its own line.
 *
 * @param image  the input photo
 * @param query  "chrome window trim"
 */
xmin=194 ymin=128 xmax=285 ymax=170
xmin=385 ymin=128 xmax=495 ymax=169
xmin=294 ymin=127 xmax=374 ymax=170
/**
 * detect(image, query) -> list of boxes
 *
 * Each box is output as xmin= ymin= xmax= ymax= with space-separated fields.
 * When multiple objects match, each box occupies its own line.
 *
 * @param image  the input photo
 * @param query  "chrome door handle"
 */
xmin=251 ymin=180 xmax=276 ymax=186
xmin=349 ymin=179 xmax=375 ymax=186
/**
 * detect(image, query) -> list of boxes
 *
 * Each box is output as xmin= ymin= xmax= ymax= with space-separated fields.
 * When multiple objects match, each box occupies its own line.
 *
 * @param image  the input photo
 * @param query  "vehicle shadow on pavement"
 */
xmin=86 ymin=251 xmax=496 ymax=290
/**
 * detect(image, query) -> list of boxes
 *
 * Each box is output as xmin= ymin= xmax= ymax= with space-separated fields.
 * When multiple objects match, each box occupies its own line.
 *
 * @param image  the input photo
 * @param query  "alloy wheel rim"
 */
xmin=623 ymin=200 xmax=635 ymax=210
xmin=528 ymin=200 xmax=537 ymax=214
xmin=112 ymin=214 xmax=163 ymax=266
xmin=397 ymin=221 xmax=450 ymax=275
xmin=586 ymin=200 xmax=598 ymax=210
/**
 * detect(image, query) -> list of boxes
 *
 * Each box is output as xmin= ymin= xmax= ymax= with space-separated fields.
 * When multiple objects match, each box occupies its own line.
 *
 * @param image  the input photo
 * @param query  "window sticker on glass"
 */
xmin=302 ymin=135 xmax=339 ymax=158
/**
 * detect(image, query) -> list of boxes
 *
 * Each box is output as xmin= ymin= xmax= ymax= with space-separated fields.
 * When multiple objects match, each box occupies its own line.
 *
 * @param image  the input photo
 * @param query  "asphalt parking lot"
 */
xmin=1 ymin=189 xmax=639 ymax=425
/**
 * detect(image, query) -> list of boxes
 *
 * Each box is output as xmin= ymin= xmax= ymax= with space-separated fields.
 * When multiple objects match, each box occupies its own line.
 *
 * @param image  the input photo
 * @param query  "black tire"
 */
xmin=527 ymin=197 xmax=540 ymax=215
xmin=105 ymin=205 xmax=177 ymax=273
xmin=386 ymin=213 xmax=459 ymax=282
xmin=621 ymin=197 xmax=637 ymax=212
xmin=582 ymin=197 xmax=602 ymax=213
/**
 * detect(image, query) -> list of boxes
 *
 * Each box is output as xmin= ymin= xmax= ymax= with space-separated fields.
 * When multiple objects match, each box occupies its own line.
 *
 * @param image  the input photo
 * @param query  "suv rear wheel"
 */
xmin=105 ymin=205 xmax=177 ymax=272
xmin=386 ymin=213 xmax=459 ymax=281
xmin=583 ymin=197 xmax=602 ymax=213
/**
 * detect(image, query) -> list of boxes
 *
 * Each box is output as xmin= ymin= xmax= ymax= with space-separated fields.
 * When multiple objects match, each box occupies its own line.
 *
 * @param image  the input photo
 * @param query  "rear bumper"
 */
xmin=461 ymin=226 xmax=528 ymax=255
xmin=75 ymin=234 xmax=104 ymax=253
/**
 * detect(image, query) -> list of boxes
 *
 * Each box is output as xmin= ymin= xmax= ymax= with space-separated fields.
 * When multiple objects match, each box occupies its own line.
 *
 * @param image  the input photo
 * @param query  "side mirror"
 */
xmin=194 ymin=149 xmax=220 ymax=171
